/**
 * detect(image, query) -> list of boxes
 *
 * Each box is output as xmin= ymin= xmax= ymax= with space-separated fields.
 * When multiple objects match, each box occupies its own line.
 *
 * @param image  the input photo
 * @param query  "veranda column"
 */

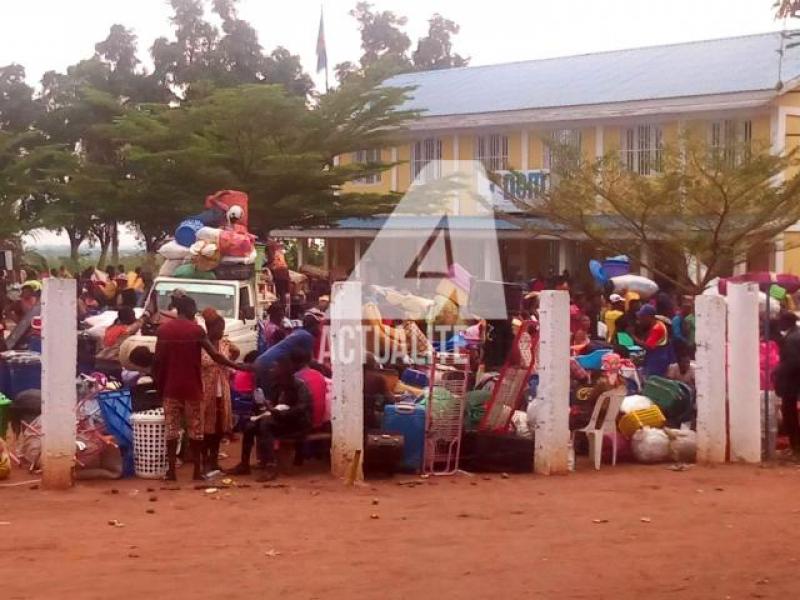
xmin=297 ymin=238 xmax=306 ymax=269
xmin=41 ymin=278 xmax=77 ymax=489
xmin=694 ymin=295 xmax=727 ymax=463
xmin=330 ymin=281 xmax=364 ymax=481
xmin=533 ymin=290 xmax=571 ymax=475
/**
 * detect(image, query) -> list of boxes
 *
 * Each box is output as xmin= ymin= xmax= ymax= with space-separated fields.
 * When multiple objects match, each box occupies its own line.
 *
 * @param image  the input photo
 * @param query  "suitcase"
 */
xmin=364 ymin=433 xmax=404 ymax=478
xmin=382 ymin=402 xmax=426 ymax=472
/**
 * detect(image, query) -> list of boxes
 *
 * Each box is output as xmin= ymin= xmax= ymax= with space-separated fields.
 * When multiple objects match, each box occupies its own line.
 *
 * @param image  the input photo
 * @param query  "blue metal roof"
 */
xmin=384 ymin=31 xmax=799 ymax=117
xmin=336 ymin=215 xmax=519 ymax=231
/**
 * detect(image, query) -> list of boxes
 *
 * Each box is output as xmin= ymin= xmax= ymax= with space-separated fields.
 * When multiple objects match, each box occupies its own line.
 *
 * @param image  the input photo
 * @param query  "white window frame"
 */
xmin=474 ymin=133 xmax=509 ymax=172
xmin=543 ymin=128 xmax=582 ymax=171
xmin=710 ymin=118 xmax=752 ymax=166
xmin=352 ymin=148 xmax=381 ymax=185
xmin=621 ymin=124 xmax=663 ymax=175
xmin=411 ymin=137 xmax=443 ymax=182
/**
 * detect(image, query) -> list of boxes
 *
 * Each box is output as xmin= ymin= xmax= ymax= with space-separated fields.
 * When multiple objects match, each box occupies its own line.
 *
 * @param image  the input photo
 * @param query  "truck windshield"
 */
xmin=151 ymin=282 xmax=236 ymax=319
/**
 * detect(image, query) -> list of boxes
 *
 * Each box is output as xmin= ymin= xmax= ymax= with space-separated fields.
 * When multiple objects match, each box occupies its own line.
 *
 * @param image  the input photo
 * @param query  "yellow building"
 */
xmin=274 ymin=31 xmax=800 ymax=283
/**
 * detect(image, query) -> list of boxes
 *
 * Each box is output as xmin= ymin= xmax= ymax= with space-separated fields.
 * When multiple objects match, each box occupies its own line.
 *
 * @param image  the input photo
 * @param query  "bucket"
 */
xmin=132 ymin=409 xmax=168 ymax=479
xmin=602 ymin=258 xmax=631 ymax=278
xmin=175 ymin=219 xmax=205 ymax=248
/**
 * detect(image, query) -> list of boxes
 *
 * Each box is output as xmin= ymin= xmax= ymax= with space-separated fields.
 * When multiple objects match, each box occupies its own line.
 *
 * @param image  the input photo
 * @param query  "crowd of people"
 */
xmin=118 ymin=292 xmax=332 ymax=482
xmin=520 ymin=274 xmax=800 ymax=456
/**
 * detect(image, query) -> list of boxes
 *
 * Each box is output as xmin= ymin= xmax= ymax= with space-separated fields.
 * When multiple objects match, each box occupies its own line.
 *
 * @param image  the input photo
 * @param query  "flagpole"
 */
xmin=317 ymin=2 xmax=330 ymax=93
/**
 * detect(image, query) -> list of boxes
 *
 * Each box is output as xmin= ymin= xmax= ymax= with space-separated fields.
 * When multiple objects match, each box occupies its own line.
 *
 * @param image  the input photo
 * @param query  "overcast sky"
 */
xmin=0 ymin=0 xmax=789 ymax=248
xmin=0 ymin=0 xmax=789 ymax=90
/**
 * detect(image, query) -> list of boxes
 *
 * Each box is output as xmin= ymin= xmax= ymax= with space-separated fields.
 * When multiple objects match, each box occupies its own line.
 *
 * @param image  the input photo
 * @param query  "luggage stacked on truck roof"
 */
xmin=157 ymin=190 xmax=256 ymax=280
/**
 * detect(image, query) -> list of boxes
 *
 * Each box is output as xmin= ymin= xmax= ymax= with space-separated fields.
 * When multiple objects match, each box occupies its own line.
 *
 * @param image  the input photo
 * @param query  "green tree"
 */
xmin=109 ymin=79 xmax=418 ymax=244
xmin=352 ymin=2 xmax=411 ymax=69
xmin=510 ymin=137 xmax=800 ymax=292
xmin=412 ymin=14 xmax=469 ymax=71
xmin=152 ymin=0 xmax=312 ymax=97
xmin=0 ymin=64 xmax=39 ymax=131
xmin=336 ymin=3 xmax=468 ymax=83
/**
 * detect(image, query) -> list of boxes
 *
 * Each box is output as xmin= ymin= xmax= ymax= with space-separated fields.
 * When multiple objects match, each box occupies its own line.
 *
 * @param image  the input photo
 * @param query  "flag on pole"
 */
xmin=316 ymin=7 xmax=328 ymax=74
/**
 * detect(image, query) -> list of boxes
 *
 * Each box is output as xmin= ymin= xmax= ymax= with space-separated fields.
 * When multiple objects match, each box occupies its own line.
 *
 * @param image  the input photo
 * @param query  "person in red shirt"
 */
xmin=292 ymin=347 xmax=328 ymax=431
xmin=154 ymin=295 xmax=250 ymax=481
xmin=634 ymin=304 xmax=672 ymax=378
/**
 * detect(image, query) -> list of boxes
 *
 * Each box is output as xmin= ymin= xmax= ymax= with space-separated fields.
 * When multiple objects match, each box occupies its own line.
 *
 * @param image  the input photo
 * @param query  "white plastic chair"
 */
xmin=572 ymin=389 xmax=625 ymax=470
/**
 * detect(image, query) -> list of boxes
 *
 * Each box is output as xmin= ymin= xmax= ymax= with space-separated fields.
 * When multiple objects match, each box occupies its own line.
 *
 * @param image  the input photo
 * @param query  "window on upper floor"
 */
xmin=411 ymin=137 xmax=443 ymax=182
xmin=621 ymin=124 xmax=663 ymax=175
xmin=352 ymin=148 xmax=381 ymax=185
xmin=474 ymin=134 xmax=509 ymax=172
xmin=710 ymin=119 xmax=752 ymax=166
xmin=543 ymin=128 xmax=583 ymax=172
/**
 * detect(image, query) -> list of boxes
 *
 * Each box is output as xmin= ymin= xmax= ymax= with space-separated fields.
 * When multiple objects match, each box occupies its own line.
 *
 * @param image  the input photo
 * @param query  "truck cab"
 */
xmin=119 ymin=276 xmax=264 ymax=368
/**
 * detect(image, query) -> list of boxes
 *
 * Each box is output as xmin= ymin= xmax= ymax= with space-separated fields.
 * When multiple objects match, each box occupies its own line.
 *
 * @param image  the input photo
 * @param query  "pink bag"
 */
xmin=219 ymin=229 xmax=255 ymax=257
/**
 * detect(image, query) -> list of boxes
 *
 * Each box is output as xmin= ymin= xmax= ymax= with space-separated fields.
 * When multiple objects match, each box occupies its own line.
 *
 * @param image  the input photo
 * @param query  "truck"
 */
xmin=116 ymin=275 xmax=268 ymax=369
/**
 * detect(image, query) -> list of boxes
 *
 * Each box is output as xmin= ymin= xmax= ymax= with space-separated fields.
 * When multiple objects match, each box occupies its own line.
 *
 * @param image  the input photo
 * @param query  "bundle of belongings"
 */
xmin=566 ymin=349 xmax=698 ymax=465
xmin=11 ymin=374 xmax=127 ymax=479
xmin=158 ymin=190 xmax=257 ymax=281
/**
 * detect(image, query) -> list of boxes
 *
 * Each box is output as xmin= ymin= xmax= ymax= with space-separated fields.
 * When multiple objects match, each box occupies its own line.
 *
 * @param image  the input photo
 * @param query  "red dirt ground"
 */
xmin=2 ymin=460 xmax=799 ymax=600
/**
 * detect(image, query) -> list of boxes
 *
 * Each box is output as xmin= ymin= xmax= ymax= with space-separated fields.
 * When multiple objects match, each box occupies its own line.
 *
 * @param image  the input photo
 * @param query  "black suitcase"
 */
xmin=364 ymin=433 xmax=405 ymax=478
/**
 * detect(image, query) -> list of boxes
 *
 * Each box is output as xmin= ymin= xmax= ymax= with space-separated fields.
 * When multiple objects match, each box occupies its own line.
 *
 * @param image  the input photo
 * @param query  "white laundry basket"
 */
xmin=132 ymin=408 xmax=168 ymax=479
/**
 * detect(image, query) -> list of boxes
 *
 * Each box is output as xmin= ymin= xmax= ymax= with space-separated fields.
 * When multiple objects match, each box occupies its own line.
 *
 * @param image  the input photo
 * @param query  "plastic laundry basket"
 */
xmin=132 ymin=409 xmax=168 ymax=479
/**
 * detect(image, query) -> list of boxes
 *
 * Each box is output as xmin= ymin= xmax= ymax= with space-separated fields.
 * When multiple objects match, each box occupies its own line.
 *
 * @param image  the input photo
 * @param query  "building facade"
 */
xmin=274 ymin=32 xmax=800 ymax=284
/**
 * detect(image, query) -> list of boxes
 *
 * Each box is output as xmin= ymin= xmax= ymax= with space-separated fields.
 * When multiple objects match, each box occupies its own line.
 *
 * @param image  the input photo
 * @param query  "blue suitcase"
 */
xmin=382 ymin=402 xmax=426 ymax=473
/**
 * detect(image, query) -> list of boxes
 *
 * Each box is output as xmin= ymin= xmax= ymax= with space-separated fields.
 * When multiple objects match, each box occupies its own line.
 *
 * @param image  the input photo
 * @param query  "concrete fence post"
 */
xmin=727 ymin=283 xmax=761 ymax=463
xmin=41 ymin=278 xmax=77 ymax=489
xmin=694 ymin=295 xmax=727 ymax=463
xmin=330 ymin=281 xmax=364 ymax=481
xmin=533 ymin=290 xmax=571 ymax=475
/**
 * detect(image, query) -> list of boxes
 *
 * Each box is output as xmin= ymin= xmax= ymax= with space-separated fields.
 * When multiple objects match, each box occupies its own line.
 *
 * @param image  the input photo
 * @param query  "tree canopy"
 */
xmin=335 ymin=2 xmax=469 ymax=83
xmin=0 ymin=1 xmax=443 ymax=261
xmin=506 ymin=137 xmax=800 ymax=293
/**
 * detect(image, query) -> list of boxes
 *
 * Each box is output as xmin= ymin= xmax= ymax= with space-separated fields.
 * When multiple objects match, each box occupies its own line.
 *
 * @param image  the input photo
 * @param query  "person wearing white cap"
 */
xmin=604 ymin=293 xmax=626 ymax=343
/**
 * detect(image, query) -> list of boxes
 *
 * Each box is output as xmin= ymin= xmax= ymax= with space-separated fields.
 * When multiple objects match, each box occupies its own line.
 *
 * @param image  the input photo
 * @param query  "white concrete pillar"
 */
xmin=533 ymin=290 xmax=571 ymax=475
xmin=330 ymin=281 xmax=364 ymax=481
xmin=694 ymin=295 xmax=727 ymax=463
xmin=41 ymin=278 xmax=77 ymax=489
xmin=727 ymin=283 xmax=761 ymax=463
